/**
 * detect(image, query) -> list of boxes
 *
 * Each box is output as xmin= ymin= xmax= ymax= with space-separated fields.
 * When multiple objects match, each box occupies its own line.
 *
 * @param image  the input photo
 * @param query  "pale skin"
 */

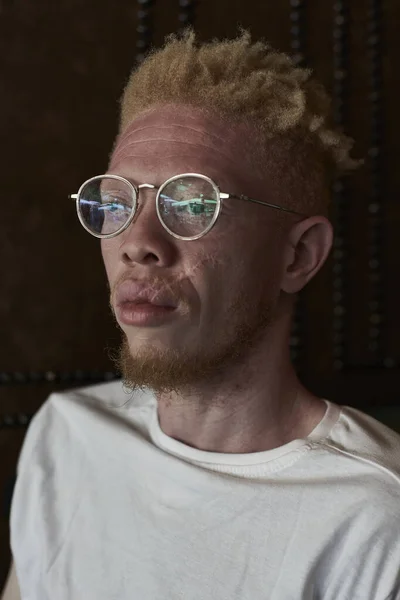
xmin=101 ymin=104 xmax=333 ymax=454
xmin=0 ymin=105 xmax=334 ymax=600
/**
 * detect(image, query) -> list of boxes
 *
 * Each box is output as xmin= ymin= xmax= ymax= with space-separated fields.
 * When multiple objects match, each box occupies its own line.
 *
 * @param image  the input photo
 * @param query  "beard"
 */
xmin=107 ymin=282 xmax=280 ymax=399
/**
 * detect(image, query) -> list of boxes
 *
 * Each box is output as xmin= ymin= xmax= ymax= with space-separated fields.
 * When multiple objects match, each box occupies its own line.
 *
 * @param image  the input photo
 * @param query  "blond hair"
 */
xmin=119 ymin=29 xmax=362 ymax=214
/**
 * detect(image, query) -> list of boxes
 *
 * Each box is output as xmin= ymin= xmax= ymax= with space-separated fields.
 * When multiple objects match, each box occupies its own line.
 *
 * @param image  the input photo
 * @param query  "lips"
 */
xmin=116 ymin=301 xmax=176 ymax=327
xmin=115 ymin=280 xmax=178 ymax=309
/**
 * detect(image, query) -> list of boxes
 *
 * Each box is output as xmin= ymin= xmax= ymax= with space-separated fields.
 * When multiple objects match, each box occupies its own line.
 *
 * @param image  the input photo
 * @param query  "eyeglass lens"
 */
xmin=78 ymin=176 xmax=219 ymax=238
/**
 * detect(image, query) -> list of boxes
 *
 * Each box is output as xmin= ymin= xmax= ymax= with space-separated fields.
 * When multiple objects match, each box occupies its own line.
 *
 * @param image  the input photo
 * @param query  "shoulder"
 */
xmin=318 ymin=401 xmax=400 ymax=490
xmin=14 ymin=379 xmax=159 ymax=492
xmin=313 ymin=405 xmax=400 ymax=599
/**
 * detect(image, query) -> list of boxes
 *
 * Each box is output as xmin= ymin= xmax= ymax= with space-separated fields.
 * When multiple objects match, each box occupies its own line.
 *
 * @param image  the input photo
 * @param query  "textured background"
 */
xmin=1 ymin=0 xmax=399 ymax=585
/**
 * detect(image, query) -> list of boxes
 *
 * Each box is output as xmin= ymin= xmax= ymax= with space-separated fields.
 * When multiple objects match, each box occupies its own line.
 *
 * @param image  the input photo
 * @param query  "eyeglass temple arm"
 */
xmin=69 ymin=194 xmax=78 ymax=200
xmin=220 ymin=192 xmax=305 ymax=217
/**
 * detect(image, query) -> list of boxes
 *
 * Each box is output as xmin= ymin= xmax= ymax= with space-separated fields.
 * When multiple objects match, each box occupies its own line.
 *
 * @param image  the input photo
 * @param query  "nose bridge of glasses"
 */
xmin=138 ymin=183 xmax=156 ymax=191
xmin=135 ymin=183 xmax=158 ymax=206
xmin=131 ymin=183 xmax=160 ymax=225
xmin=136 ymin=182 xmax=157 ymax=203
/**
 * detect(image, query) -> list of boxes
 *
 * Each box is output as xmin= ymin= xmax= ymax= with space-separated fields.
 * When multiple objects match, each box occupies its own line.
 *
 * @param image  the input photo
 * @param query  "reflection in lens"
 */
xmin=158 ymin=176 xmax=218 ymax=238
xmin=79 ymin=177 xmax=134 ymax=235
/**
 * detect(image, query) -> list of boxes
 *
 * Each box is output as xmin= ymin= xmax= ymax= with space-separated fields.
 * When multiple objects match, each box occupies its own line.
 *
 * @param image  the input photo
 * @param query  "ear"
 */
xmin=281 ymin=216 xmax=333 ymax=294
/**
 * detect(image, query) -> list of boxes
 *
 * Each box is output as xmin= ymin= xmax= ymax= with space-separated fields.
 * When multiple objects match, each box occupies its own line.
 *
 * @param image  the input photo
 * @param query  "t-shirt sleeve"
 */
xmin=15 ymin=398 xmax=49 ymax=477
xmin=9 ymin=392 xmax=84 ymax=599
xmin=9 ymin=397 xmax=54 ymax=595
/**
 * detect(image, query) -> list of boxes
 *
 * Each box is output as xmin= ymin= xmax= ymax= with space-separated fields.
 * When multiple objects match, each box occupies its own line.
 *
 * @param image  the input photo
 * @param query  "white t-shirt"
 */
xmin=9 ymin=380 xmax=400 ymax=600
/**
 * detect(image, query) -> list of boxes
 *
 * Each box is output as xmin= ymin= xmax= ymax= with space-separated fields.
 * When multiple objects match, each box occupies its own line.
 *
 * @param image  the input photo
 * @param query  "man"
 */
xmin=3 ymin=30 xmax=400 ymax=600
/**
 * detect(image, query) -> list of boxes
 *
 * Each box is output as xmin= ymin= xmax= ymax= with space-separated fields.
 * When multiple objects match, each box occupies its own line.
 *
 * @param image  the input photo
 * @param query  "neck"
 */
xmin=155 ymin=309 xmax=326 ymax=454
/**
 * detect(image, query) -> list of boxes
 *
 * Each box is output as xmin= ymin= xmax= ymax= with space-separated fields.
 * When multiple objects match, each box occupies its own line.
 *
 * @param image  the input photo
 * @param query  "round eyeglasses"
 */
xmin=69 ymin=173 xmax=306 ymax=241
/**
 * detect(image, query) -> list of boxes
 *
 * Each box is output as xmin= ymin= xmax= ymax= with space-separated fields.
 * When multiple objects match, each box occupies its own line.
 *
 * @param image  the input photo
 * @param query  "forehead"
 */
xmin=108 ymin=105 xmax=256 ymax=188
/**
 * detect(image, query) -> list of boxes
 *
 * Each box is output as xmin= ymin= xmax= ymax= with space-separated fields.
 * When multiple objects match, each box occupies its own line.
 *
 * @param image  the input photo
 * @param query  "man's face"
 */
xmin=101 ymin=104 xmax=288 ymax=396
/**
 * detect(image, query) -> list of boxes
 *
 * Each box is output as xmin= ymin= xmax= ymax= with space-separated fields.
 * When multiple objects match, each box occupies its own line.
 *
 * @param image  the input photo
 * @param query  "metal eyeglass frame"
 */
xmin=69 ymin=172 xmax=306 ymax=241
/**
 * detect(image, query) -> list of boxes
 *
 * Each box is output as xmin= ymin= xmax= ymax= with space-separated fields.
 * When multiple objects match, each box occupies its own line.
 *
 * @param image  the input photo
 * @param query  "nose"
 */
xmin=118 ymin=187 xmax=176 ymax=267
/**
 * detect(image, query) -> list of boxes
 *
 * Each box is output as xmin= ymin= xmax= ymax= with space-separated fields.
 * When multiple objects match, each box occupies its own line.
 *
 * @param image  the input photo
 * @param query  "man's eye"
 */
xmin=107 ymin=203 xmax=123 ymax=213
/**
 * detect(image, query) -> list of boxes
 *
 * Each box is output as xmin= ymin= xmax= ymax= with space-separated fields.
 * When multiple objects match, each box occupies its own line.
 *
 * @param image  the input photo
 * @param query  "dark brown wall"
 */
xmin=1 ymin=0 xmax=399 ymax=585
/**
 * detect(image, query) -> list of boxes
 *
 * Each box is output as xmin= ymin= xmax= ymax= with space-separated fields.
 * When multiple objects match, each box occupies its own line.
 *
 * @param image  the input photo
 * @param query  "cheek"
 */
xmin=197 ymin=242 xmax=247 ymax=302
xmin=179 ymin=243 xmax=234 ymax=312
xmin=234 ymin=228 xmax=285 ymax=297
xmin=100 ymin=239 xmax=109 ymax=268
xmin=101 ymin=239 xmax=119 ymax=282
